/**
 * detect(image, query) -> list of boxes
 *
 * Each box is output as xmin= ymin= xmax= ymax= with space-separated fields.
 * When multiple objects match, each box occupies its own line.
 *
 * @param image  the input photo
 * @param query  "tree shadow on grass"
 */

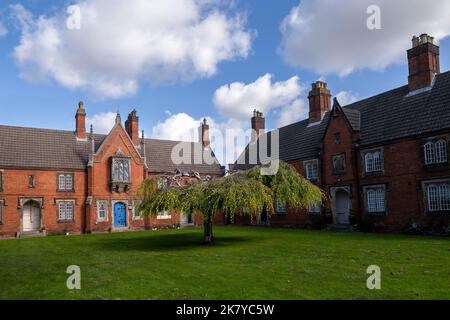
xmin=92 ymin=231 xmax=257 ymax=253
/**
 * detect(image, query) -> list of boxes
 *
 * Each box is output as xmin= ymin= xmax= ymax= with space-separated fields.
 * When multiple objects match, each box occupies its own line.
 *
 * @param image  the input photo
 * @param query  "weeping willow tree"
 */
xmin=137 ymin=161 xmax=324 ymax=244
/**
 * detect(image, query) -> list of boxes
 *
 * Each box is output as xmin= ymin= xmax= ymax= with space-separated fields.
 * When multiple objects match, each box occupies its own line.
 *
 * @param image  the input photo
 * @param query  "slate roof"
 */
xmin=0 ymin=125 xmax=224 ymax=175
xmin=345 ymin=70 xmax=450 ymax=146
xmin=235 ymin=70 xmax=450 ymax=170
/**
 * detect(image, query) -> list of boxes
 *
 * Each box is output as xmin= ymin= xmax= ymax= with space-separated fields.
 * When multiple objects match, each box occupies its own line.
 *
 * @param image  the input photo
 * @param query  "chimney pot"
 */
xmin=75 ymin=101 xmax=87 ymax=139
xmin=308 ymin=81 xmax=331 ymax=124
xmin=408 ymin=33 xmax=440 ymax=92
xmin=125 ymin=110 xmax=139 ymax=145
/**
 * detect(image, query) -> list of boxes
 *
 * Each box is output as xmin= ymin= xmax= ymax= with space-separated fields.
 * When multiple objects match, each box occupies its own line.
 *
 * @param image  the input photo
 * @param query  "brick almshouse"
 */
xmin=1 ymin=33 xmax=450 ymax=238
xmin=232 ymin=34 xmax=450 ymax=233
xmin=0 ymin=106 xmax=224 ymax=238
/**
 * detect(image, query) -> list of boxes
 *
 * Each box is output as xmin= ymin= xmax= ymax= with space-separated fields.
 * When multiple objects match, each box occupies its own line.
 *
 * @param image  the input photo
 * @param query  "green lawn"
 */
xmin=0 ymin=227 xmax=449 ymax=300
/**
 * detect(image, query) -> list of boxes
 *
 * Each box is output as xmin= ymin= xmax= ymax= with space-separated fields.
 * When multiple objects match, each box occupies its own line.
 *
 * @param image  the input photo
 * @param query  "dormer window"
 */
xmin=110 ymin=150 xmax=131 ymax=193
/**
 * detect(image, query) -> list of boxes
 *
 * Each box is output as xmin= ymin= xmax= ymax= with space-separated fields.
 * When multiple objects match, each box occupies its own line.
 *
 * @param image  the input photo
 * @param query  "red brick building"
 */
xmin=234 ymin=34 xmax=450 ymax=233
xmin=0 ymin=106 xmax=224 ymax=238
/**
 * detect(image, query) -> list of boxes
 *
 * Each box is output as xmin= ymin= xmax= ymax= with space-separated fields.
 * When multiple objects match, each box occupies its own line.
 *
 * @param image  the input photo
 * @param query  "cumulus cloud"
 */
xmin=0 ymin=21 xmax=7 ymax=37
xmin=276 ymin=99 xmax=308 ymax=127
xmin=87 ymin=112 xmax=117 ymax=134
xmin=279 ymin=0 xmax=450 ymax=76
xmin=336 ymin=91 xmax=359 ymax=106
xmin=10 ymin=0 xmax=252 ymax=98
xmin=153 ymin=74 xmax=312 ymax=165
xmin=213 ymin=73 xmax=305 ymax=125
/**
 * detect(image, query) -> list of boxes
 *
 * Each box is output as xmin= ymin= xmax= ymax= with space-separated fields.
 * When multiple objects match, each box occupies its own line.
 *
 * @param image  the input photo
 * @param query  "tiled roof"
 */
xmin=0 ymin=125 xmax=224 ymax=175
xmin=345 ymin=71 xmax=450 ymax=146
xmin=235 ymin=70 xmax=450 ymax=169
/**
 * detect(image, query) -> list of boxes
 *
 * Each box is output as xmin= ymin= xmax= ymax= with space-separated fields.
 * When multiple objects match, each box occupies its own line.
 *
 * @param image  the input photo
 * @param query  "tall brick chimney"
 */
xmin=308 ymin=81 xmax=331 ymax=124
xmin=125 ymin=109 xmax=139 ymax=145
xmin=75 ymin=101 xmax=87 ymax=140
xmin=200 ymin=118 xmax=210 ymax=149
xmin=408 ymin=34 xmax=440 ymax=92
xmin=251 ymin=110 xmax=265 ymax=142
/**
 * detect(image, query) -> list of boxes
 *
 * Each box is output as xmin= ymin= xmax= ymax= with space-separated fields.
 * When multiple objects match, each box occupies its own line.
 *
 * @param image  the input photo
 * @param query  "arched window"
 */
xmin=435 ymin=140 xmax=448 ymax=163
xmin=365 ymin=153 xmax=374 ymax=173
xmin=424 ymin=142 xmax=435 ymax=165
xmin=427 ymin=185 xmax=439 ymax=211
xmin=373 ymin=151 xmax=382 ymax=171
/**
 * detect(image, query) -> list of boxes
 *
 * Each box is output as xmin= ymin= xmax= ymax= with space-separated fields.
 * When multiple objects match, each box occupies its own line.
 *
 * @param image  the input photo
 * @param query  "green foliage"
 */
xmin=137 ymin=161 xmax=324 ymax=226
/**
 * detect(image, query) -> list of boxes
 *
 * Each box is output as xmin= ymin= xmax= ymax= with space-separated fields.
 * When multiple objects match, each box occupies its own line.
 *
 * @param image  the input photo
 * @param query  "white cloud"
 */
xmin=213 ymin=73 xmax=305 ymax=125
xmin=152 ymin=113 xmax=205 ymax=142
xmin=336 ymin=91 xmax=359 ymax=106
xmin=87 ymin=112 xmax=117 ymax=134
xmin=11 ymin=0 xmax=252 ymax=99
xmin=276 ymin=99 xmax=308 ymax=127
xmin=279 ymin=0 xmax=450 ymax=76
xmin=0 ymin=21 xmax=7 ymax=37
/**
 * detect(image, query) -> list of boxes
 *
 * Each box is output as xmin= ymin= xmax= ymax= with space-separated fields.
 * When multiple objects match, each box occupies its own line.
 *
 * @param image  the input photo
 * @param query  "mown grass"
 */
xmin=0 ymin=227 xmax=448 ymax=300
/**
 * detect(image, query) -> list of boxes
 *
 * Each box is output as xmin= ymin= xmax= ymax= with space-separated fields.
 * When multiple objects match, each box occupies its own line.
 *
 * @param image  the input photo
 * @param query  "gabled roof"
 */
xmin=234 ymin=70 xmax=450 ymax=170
xmin=0 ymin=125 xmax=224 ymax=175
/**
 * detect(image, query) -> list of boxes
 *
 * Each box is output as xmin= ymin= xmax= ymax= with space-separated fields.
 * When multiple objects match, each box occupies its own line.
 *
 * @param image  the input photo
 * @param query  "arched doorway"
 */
xmin=335 ymin=190 xmax=350 ymax=225
xmin=22 ymin=201 xmax=41 ymax=232
xmin=113 ymin=202 xmax=127 ymax=228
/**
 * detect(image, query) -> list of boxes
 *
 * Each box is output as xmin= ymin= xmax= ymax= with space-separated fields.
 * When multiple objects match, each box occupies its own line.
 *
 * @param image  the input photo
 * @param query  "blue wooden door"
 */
xmin=114 ymin=202 xmax=127 ymax=228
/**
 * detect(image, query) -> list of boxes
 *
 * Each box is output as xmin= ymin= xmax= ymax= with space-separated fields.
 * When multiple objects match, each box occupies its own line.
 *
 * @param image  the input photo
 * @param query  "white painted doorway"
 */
xmin=335 ymin=190 xmax=350 ymax=225
xmin=22 ymin=201 xmax=41 ymax=232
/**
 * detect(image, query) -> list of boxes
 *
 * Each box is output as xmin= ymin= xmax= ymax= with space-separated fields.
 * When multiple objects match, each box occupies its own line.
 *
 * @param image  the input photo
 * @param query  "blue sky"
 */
xmin=0 ymin=0 xmax=449 ymax=154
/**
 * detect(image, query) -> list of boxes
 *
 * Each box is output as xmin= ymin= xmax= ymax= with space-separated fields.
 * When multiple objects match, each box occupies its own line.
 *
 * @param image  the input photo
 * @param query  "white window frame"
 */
xmin=157 ymin=210 xmax=172 ymax=220
xmin=364 ymin=149 xmax=383 ymax=173
xmin=435 ymin=140 xmax=448 ymax=164
xmin=56 ymin=200 xmax=75 ymax=222
xmin=424 ymin=139 xmax=448 ymax=165
xmin=58 ymin=173 xmax=74 ymax=191
xmin=426 ymin=182 xmax=450 ymax=213
xmin=364 ymin=186 xmax=386 ymax=215
xmin=304 ymin=160 xmax=319 ymax=181
xmin=96 ymin=200 xmax=108 ymax=222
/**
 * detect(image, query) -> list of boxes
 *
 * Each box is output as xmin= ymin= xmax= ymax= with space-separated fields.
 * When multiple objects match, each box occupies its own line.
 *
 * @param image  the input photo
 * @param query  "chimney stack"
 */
xmin=308 ymin=81 xmax=331 ymax=124
xmin=75 ymin=101 xmax=87 ymax=140
xmin=251 ymin=110 xmax=265 ymax=142
xmin=125 ymin=109 xmax=139 ymax=145
xmin=200 ymin=118 xmax=210 ymax=149
xmin=408 ymin=34 xmax=440 ymax=92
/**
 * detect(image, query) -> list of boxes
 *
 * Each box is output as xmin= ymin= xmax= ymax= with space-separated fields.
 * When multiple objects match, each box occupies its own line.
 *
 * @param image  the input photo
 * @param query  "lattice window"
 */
xmin=157 ymin=210 xmax=171 ymax=220
xmin=424 ymin=140 xmax=448 ymax=165
xmin=304 ymin=160 xmax=319 ymax=180
xmin=58 ymin=201 xmax=74 ymax=221
xmin=367 ymin=187 xmax=385 ymax=214
xmin=97 ymin=200 xmax=108 ymax=221
xmin=427 ymin=183 xmax=450 ymax=212
xmin=365 ymin=151 xmax=382 ymax=173
xmin=58 ymin=174 xmax=74 ymax=191
xmin=112 ymin=158 xmax=131 ymax=182
xmin=435 ymin=140 xmax=448 ymax=164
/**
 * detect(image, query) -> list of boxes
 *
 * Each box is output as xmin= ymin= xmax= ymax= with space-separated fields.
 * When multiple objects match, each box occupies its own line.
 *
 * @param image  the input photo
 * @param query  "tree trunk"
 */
xmin=203 ymin=216 xmax=214 ymax=245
